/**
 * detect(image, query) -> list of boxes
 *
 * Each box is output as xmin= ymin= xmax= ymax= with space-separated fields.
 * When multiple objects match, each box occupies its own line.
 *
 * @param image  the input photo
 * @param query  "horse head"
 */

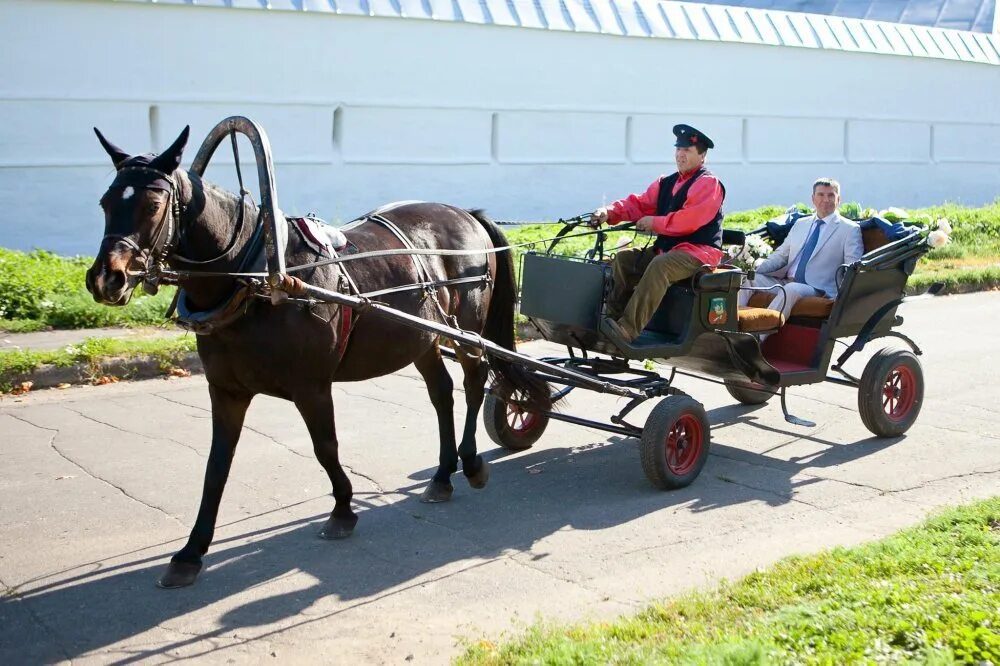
xmin=86 ymin=126 xmax=190 ymax=305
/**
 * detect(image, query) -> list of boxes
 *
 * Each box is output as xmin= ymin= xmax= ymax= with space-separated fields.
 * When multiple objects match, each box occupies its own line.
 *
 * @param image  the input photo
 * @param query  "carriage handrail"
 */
xmin=188 ymin=116 xmax=288 ymax=277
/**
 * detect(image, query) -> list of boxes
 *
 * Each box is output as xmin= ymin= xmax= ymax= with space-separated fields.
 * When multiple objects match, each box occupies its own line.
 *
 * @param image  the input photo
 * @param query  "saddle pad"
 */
xmin=289 ymin=215 xmax=348 ymax=257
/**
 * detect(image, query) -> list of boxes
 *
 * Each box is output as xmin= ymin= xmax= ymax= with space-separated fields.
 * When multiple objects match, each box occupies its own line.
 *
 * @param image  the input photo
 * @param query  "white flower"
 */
xmin=753 ymin=257 xmax=767 ymax=269
xmin=746 ymin=235 xmax=773 ymax=259
xmin=39 ymin=299 xmax=54 ymax=310
xmin=935 ymin=218 xmax=952 ymax=235
xmin=927 ymin=229 xmax=949 ymax=248
xmin=64 ymin=345 xmax=81 ymax=355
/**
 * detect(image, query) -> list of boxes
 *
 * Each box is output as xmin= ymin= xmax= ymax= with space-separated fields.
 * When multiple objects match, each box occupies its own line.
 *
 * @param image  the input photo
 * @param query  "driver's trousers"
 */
xmin=608 ymin=248 xmax=704 ymax=340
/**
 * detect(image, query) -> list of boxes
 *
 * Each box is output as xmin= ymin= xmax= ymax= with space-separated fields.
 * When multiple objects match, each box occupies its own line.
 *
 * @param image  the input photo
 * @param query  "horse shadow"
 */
xmin=2 ymin=404 xmax=896 ymax=663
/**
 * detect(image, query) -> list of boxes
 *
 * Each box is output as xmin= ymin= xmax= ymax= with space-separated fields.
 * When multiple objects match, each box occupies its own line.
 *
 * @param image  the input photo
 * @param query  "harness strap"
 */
xmin=365 ymin=213 xmax=462 ymax=327
xmin=366 ymin=213 xmax=437 ymax=286
xmin=358 ymin=274 xmax=490 ymax=299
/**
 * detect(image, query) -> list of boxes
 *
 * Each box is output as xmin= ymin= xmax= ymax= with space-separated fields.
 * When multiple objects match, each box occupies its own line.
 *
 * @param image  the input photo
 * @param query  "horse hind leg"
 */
xmin=413 ymin=347 xmax=460 ymax=503
xmin=457 ymin=349 xmax=490 ymax=489
xmin=159 ymin=385 xmax=252 ymax=589
xmin=294 ymin=390 xmax=358 ymax=539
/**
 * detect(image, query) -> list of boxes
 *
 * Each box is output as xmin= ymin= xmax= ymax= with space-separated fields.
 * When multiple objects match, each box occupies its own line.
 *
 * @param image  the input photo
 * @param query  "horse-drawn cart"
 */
xmin=482 ymin=217 xmax=941 ymax=489
xmin=86 ymin=116 xmax=942 ymax=587
xmin=176 ymin=118 xmax=938 ymax=493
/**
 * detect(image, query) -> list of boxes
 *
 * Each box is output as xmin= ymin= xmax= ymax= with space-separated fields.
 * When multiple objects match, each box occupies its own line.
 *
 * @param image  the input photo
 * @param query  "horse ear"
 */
xmin=94 ymin=127 xmax=130 ymax=168
xmin=151 ymin=125 xmax=190 ymax=174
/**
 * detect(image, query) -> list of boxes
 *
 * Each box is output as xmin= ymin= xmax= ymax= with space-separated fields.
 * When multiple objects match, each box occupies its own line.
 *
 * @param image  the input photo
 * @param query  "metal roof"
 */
xmin=695 ymin=0 xmax=996 ymax=33
xmin=112 ymin=0 xmax=1000 ymax=64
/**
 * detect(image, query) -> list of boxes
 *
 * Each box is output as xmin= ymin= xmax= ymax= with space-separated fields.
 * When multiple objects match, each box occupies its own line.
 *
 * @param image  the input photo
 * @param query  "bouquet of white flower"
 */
xmin=726 ymin=233 xmax=773 ymax=271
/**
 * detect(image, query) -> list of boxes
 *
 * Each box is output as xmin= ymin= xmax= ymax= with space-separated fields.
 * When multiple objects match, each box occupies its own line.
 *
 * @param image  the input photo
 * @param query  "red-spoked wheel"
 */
xmin=858 ymin=348 xmax=924 ymax=437
xmin=640 ymin=395 xmax=711 ymax=489
xmin=483 ymin=385 xmax=549 ymax=451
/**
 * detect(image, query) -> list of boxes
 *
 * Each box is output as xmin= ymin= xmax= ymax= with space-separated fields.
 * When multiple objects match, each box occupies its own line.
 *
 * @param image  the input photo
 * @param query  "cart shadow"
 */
xmin=681 ymin=402 xmax=903 ymax=511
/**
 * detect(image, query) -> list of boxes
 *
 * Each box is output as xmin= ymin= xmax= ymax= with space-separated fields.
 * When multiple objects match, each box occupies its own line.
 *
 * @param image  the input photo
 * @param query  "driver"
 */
xmin=591 ymin=124 xmax=726 ymax=346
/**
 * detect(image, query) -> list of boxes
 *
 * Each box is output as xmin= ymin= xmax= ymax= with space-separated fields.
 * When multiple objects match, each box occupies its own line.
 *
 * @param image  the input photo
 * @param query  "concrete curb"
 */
xmin=6 ymin=325 xmax=542 ymax=392
xmin=4 ymin=352 xmax=203 ymax=391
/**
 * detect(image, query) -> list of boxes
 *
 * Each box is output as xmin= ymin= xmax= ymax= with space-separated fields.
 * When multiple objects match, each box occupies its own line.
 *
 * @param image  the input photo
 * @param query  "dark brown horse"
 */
xmin=85 ymin=126 xmax=549 ymax=588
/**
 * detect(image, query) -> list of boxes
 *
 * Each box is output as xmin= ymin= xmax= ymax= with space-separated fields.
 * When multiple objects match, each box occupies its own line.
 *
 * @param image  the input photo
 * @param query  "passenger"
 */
xmin=591 ymin=124 xmax=726 ymax=347
xmin=738 ymin=178 xmax=864 ymax=320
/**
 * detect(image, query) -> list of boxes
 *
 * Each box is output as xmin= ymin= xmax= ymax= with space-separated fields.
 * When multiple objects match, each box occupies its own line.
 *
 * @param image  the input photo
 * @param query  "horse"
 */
xmin=85 ymin=126 xmax=550 ymax=588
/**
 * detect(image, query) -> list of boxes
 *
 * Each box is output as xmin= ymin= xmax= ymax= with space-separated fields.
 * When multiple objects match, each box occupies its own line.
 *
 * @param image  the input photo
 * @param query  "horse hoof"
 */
xmin=466 ymin=459 xmax=490 ymax=490
xmin=157 ymin=560 xmax=202 ymax=589
xmin=319 ymin=514 xmax=358 ymax=540
xmin=420 ymin=481 xmax=454 ymax=503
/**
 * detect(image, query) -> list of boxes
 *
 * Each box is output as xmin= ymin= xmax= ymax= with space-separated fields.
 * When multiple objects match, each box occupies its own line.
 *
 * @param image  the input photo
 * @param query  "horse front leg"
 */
xmin=294 ymin=389 xmax=357 ymax=539
xmin=159 ymin=384 xmax=252 ymax=589
xmin=457 ymin=349 xmax=490 ymax=489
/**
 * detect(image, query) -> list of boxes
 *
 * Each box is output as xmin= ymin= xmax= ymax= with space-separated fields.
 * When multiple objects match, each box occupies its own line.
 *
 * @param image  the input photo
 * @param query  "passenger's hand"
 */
xmin=590 ymin=208 xmax=608 ymax=228
xmin=636 ymin=216 xmax=656 ymax=232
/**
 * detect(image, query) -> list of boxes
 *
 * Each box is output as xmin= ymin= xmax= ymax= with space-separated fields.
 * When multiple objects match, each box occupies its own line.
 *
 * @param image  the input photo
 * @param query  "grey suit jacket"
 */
xmin=755 ymin=212 xmax=864 ymax=298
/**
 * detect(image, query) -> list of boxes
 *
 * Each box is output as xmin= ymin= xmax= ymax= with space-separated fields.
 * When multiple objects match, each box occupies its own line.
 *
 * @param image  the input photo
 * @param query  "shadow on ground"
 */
xmin=2 ymin=402 xmax=899 ymax=663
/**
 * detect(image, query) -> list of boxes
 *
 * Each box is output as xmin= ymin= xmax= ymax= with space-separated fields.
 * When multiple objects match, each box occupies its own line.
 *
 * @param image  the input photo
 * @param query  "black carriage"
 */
xmin=483 ymin=217 xmax=941 ymax=490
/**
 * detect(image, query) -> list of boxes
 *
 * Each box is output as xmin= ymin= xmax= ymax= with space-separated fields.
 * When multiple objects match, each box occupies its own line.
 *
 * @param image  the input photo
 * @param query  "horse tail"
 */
xmin=467 ymin=209 xmax=552 ymax=413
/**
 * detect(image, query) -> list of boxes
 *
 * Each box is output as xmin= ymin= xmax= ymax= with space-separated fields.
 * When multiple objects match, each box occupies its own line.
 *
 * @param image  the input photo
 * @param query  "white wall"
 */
xmin=1 ymin=0 xmax=999 ymax=254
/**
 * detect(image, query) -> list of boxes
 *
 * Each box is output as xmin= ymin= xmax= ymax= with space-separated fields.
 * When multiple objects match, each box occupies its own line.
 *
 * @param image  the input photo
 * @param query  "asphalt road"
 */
xmin=2 ymin=291 xmax=998 ymax=664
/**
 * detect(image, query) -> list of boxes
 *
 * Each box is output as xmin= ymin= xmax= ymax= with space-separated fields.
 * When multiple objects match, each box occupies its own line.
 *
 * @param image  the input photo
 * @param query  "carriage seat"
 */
xmin=742 ymin=223 xmax=892 ymax=321
xmin=746 ymin=292 xmax=835 ymax=318
xmin=737 ymin=306 xmax=785 ymax=332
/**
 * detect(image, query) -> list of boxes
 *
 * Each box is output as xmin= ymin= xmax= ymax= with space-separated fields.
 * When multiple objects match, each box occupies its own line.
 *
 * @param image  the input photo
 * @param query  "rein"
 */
xmin=155 ymin=218 xmax=624 ymax=282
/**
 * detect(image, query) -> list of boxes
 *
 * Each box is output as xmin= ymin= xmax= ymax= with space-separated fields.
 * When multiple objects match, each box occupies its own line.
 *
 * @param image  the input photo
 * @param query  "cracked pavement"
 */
xmin=1 ymin=291 xmax=998 ymax=664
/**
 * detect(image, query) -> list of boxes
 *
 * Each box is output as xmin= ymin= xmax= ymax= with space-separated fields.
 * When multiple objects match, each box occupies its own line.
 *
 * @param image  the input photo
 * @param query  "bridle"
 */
xmin=101 ymin=164 xmax=252 ymax=295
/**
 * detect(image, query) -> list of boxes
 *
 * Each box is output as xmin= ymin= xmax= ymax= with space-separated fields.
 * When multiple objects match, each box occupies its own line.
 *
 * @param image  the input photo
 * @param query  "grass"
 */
xmin=2 ymin=201 xmax=999 ymax=333
xmin=458 ymin=497 xmax=1000 ymax=665
xmin=0 ymin=248 xmax=176 ymax=332
xmin=0 ymin=335 xmax=198 ymax=391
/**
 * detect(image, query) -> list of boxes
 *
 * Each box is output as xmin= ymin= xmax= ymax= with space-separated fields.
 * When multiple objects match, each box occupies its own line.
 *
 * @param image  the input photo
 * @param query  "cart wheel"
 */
xmin=724 ymin=379 xmax=775 ymax=405
xmin=858 ymin=348 xmax=924 ymax=437
xmin=640 ymin=395 xmax=711 ymax=490
xmin=483 ymin=386 xmax=549 ymax=451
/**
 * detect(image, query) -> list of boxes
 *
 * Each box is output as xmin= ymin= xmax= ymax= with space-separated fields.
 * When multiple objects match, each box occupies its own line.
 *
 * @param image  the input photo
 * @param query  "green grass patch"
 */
xmin=3 ymin=200 xmax=999 ymax=331
xmin=458 ymin=497 xmax=1000 ymax=665
xmin=0 ymin=248 xmax=176 ymax=331
xmin=0 ymin=335 xmax=198 ymax=390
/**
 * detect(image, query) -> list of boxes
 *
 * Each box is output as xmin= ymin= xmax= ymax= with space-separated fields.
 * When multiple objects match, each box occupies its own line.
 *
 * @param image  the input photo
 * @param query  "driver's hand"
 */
xmin=590 ymin=207 xmax=608 ymax=228
xmin=636 ymin=216 xmax=656 ymax=232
